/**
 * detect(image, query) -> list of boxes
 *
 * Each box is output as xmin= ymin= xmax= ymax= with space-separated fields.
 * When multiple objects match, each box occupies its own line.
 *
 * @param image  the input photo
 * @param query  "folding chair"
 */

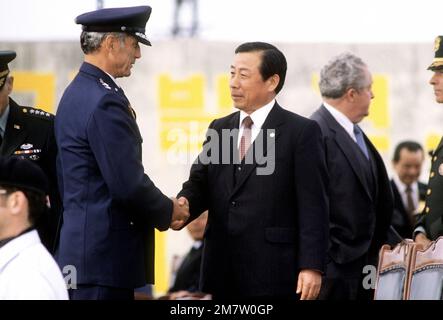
xmin=374 ymin=239 xmax=417 ymax=300
xmin=408 ymin=236 xmax=443 ymax=300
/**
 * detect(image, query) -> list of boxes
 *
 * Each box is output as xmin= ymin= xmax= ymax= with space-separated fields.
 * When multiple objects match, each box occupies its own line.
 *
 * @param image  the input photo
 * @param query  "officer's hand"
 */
xmin=415 ymin=233 xmax=432 ymax=249
xmin=170 ymin=197 xmax=190 ymax=230
xmin=296 ymin=269 xmax=322 ymax=300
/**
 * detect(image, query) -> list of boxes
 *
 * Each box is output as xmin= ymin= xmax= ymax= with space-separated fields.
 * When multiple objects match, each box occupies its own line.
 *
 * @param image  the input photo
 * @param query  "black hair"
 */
xmin=235 ymin=42 xmax=287 ymax=94
xmin=0 ymin=185 xmax=47 ymax=226
xmin=393 ymin=141 xmax=424 ymax=163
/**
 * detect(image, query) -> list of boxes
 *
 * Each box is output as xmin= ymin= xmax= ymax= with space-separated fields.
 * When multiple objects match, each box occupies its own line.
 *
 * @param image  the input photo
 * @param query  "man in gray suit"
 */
xmin=311 ymin=53 xmax=393 ymax=300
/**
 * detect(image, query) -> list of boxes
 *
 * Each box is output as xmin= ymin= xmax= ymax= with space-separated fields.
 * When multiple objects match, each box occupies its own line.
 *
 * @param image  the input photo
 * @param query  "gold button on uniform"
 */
xmin=431 ymin=171 xmax=436 ymax=178
xmin=427 ymin=189 xmax=432 ymax=196
xmin=433 ymin=156 xmax=438 ymax=162
xmin=425 ymin=206 xmax=430 ymax=213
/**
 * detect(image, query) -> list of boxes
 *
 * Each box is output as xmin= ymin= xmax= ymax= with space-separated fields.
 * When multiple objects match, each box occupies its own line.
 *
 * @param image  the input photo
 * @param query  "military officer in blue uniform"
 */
xmin=415 ymin=36 xmax=443 ymax=246
xmin=0 ymin=50 xmax=61 ymax=254
xmin=55 ymin=6 xmax=189 ymax=300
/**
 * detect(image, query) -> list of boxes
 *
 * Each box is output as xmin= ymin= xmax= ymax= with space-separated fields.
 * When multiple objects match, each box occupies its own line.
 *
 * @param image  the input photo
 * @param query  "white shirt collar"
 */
xmin=392 ymin=173 xmax=418 ymax=194
xmin=239 ymin=99 xmax=275 ymax=130
xmin=392 ymin=173 xmax=419 ymax=212
xmin=0 ymin=230 xmax=40 ymax=272
xmin=237 ymin=99 xmax=275 ymax=148
xmin=104 ymin=71 xmax=119 ymax=87
xmin=323 ymin=102 xmax=356 ymax=142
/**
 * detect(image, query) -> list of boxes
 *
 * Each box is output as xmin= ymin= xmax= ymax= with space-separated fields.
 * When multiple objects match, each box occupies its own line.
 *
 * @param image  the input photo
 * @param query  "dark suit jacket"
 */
xmin=178 ymin=102 xmax=329 ymax=298
xmin=310 ymin=105 xmax=393 ymax=269
xmin=0 ymin=98 xmax=61 ymax=253
xmin=168 ymin=243 xmax=203 ymax=293
xmin=387 ymin=180 xmax=427 ymax=245
xmin=55 ymin=62 xmax=172 ymax=289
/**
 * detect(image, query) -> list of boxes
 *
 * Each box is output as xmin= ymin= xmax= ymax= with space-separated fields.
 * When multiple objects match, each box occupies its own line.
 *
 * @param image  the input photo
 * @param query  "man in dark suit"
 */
xmin=387 ymin=141 xmax=426 ymax=246
xmin=0 ymin=50 xmax=61 ymax=254
xmin=178 ymin=42 xmax=329 ymax=300
xmin=310 ymin=52 xmax=393 ymax=300
xmin=55 ymin=6 xmax=189 ymax=300
xmin=167 ymin=211 xmax=208 ymax=299
xmin=415 ymin=36 xmax=443 ymax=246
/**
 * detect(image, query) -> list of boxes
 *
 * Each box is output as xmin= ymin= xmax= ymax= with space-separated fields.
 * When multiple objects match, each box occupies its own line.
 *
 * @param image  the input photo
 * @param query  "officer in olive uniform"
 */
xmin=414 ymin=36 xmax=443 ymax=244
xmin=0 ymin=50 xmax=61 ymax=254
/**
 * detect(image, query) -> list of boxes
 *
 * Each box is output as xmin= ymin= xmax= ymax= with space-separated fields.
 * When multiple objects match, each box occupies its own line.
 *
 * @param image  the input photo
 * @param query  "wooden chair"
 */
xmin=408 ymin=236 xmax=443 ymax=300
xmin=374 ymin=239 xmax=417 ymax=300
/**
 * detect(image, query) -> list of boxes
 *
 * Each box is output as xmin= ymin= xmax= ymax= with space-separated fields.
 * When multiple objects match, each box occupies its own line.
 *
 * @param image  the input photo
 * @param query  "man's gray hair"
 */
xmin=80 ymin=31 xmax=126 ymax=54
xmin=319 ymin=52 xmax=369 ymax=99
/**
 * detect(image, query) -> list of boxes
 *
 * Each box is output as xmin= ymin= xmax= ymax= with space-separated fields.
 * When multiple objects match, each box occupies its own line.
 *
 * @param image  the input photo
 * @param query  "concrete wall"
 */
xmin=1 ymin=40 xmax=439 ymax=294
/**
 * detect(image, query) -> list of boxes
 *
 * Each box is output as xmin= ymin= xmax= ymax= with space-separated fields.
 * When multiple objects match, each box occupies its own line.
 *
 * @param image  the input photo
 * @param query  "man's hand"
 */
xmin=170 ymin=196 xmax=190 ymax=230
xmin=296 ymin=269 xmax=322 ymax=300
xmin=415 ymin=232 xmax=432 ymax=249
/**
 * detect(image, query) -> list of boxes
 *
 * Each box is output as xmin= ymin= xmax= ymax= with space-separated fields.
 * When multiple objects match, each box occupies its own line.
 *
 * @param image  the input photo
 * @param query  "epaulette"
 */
xmin=99 ymin=78 xmax=120 ymax=93
xmin=22 ymin=106 xmax=54 ymax=120
xmin=99 ymin=78 xmax=112 ymax=90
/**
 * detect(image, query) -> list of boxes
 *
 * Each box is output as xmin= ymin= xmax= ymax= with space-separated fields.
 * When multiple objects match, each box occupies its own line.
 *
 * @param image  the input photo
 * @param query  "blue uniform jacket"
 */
xmin=55 ymin=62 xmax=172 ymax=288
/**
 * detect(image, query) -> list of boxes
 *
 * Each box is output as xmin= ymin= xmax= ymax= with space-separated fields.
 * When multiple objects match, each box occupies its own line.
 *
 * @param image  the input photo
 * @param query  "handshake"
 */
xmin=170 ymin=196 xmax=190 ymax=230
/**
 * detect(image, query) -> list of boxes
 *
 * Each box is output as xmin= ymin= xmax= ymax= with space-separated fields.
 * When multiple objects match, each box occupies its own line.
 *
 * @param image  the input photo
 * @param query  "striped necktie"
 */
xmin=239 ymin=116 xmax=253 ymax=161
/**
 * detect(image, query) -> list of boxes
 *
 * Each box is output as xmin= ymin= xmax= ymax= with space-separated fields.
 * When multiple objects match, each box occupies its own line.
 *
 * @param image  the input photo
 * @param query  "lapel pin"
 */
xmin=269 ymin=132 xmax=275 ymax=138
xmin=13 ymin=124 xmax=20 ymax=129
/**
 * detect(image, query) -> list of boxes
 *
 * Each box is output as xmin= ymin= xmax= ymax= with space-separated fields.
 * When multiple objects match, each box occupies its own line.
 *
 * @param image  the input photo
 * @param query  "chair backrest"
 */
xmin=374 ymin=240 xmax=417 ymax=300
xmin=408 ymin=236 xmax=443 ymax=300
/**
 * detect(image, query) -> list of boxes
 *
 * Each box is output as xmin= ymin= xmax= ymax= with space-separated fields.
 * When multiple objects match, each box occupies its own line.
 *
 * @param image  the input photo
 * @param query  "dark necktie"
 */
xmin=239 ymin=116 xmax=253 ymax=161
xmin=405 ymin=185 xmax=415 ymax=225
xmin=353 ymin=124 xmax=369 ymax=160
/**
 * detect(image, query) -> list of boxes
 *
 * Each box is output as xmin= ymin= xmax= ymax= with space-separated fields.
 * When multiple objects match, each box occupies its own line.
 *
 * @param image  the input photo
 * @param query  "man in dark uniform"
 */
xmin=0 ymin=50 xmax=61 ymax=254
xmin=55 ymin=6 xmax=189 ymax=300
xmin=415 ymin=36 xmax=443 ymax=246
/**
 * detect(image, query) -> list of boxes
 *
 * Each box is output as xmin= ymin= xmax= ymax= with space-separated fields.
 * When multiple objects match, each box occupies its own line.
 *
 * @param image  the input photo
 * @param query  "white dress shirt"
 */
xmin=392 ymin=173 xmax=419 ymax=214
xmin=323 ymin=102 xmax=357 ymax=142
xmin=104 ymin=71 xmax=118 ymax=86
xmin=237 ymin=99 xmax=275 ymax=149
xmin=0 ymin=230 xmax=69 ymax=300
